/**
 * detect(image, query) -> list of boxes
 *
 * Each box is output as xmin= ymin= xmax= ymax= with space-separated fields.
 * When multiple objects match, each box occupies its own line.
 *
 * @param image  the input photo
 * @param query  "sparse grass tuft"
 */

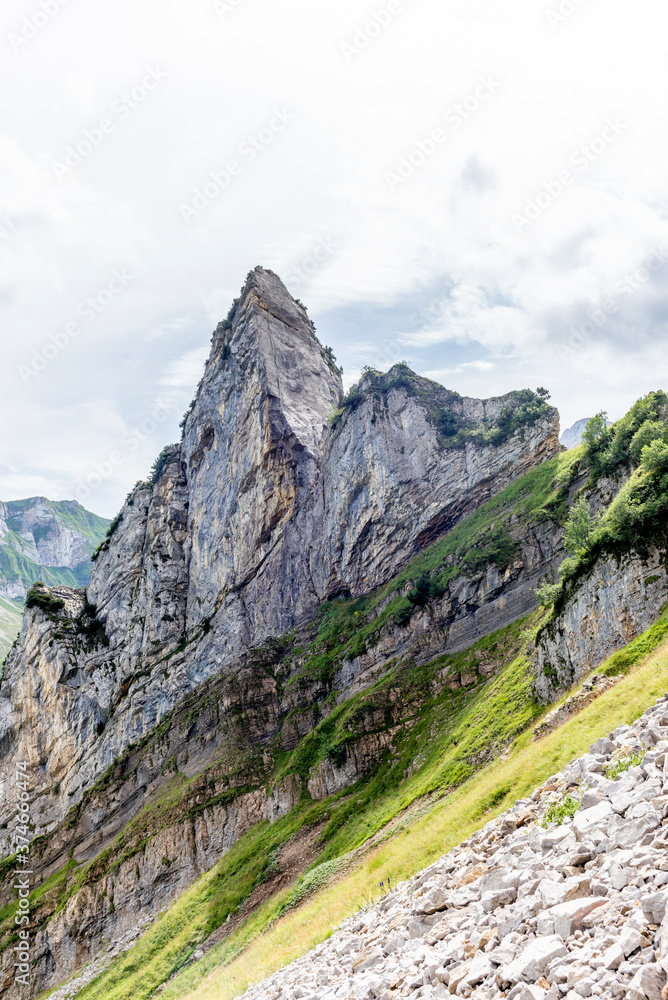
xmin=605 ymin=748 xmax=646 ymax=780
xmin=540 ymin=790 xmax=583 ymax=828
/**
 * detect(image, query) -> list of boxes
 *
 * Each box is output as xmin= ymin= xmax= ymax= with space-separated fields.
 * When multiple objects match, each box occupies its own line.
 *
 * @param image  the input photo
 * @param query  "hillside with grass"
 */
xmin=37 ymin=609 xmax=668 ymax=1000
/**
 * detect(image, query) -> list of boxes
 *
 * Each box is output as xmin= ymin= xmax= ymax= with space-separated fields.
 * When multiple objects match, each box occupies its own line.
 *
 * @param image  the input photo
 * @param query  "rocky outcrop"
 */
xmin=535 ymin=549 xmax=668 ymax=701
xmin=315 ymin=375 xmax=559 ymax=602
xmin=237 ymin=696 xmax=668 ymax=1000
xmin=12 ymin=783 xmax=301 ymax=998
xmin=532 ymin=673 xmax=616 ymax=740
xmin=0 ymin=268 xmax=560 ymax=846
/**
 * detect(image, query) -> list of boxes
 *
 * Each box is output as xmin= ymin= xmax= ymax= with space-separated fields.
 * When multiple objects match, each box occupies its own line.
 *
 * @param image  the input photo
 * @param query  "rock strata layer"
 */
xmin=535 ymin=549 xmax=668 ymax=701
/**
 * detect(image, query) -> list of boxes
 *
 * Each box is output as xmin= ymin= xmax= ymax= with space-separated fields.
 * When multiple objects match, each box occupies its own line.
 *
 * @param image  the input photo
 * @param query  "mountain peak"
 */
xmin=210 ymin=266 xmax=319 ymax=351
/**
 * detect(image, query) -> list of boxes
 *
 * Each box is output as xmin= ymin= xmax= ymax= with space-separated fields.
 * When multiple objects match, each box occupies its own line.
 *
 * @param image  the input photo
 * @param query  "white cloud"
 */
xmin=0 ymin=0 xmax=667 ymax=515
xmin=464 ymin=361 xmax=495 ymax=371
xmin=160 ymin=347 xmax=209 ymax=388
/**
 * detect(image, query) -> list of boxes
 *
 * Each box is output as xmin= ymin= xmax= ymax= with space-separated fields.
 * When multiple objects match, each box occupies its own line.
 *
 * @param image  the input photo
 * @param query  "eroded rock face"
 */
xmin=315 ymin=377 xmax=559 ymax=601
xmin=2 ymin=782 xmax=302 ymax=998
xmin=534 ymin=549 xmax=668 ymax=701
xmin=0 ymin=267 xmax=560 ymax=856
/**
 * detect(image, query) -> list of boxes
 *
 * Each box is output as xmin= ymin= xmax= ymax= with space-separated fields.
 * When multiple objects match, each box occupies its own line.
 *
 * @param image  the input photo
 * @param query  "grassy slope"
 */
xmin=31 ymin=618 xmax=534 ymax=1000
xmin=0 ymin=597 xmax=23 ymax=662
xmin=64 ymin=604 xmax=668 ymax=1000
xmin=179 ymin=625 xmax=668 ymax=1000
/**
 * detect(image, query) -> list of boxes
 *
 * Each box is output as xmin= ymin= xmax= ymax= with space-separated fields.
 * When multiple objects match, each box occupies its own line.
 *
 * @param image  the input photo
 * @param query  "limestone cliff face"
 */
xmin=0 ymin=267 xmax=560 ymax=858
xmin=534 ymin=548 xmax=668 ymax=701
xmin=316 ymin=379 xmax=558 ymax=600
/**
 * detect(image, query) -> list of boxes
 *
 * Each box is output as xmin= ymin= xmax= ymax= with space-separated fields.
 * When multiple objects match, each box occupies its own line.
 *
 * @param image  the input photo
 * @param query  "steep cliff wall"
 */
xmin=534 ymin=548 xmax=668 ymax=701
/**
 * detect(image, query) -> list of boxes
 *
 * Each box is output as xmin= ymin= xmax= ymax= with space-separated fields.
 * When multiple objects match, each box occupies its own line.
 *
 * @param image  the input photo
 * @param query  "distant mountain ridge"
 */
xmin=560 ymin=416 xmax=613 ymax=449
xmin=0 ymin=497 xmax=110 ymax=659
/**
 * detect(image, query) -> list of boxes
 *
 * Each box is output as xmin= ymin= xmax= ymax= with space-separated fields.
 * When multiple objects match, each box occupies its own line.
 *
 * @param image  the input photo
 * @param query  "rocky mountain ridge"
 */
xmin=0 ymin=268 xmax=560 ymax=845
xmin=2 ymin=268 xmax=667 ymax=1000
xmin=0 ymin=498 xmax=109 ymax=599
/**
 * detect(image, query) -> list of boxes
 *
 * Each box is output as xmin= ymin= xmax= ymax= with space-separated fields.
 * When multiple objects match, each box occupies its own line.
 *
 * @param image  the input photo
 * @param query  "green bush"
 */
xmin=641 ymin=438 xmax=668 ymax=475
xmin=486 ymin=389 xmax=551 ymax=446
xmin=437 ymin=410 xmax=460 ymax=437
xmin=538 ymin=392 xmax=668 ymax=624
xmin=25 ymin=586 xmax=65 ymax=615
xmin=92 ymin=512 xmax=123 ymax=562
xmin=536 ymin=582 xmax=561 ymax=608
xmin=582 ymin=392 xmax=667 ymax=479
xmin=150 ymin=445 xmax=179 ymax=485
xmin=322 ymin=346 xmax=343 ymax=377
xmin=540 ymin=790 xmax=583 ymax=828
xmin=220 ymin=297 xmax=240 ymax=332
xmin=563 ymin=495 xmax=597 ymax=555
xmin=629 ymin=420 xmax=668 ymax=465
xmin=76 ymin=601 xmax=110 ymax=648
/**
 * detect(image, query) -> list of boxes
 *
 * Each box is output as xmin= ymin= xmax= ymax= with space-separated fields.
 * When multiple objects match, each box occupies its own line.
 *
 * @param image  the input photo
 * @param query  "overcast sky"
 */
xmin=1 ymin=0 xmax=666 ymax=518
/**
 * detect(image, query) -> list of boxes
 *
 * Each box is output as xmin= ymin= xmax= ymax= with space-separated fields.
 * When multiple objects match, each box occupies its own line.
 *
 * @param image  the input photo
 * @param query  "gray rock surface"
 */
xmin=534 ymin=550 xmax=668 ymax=701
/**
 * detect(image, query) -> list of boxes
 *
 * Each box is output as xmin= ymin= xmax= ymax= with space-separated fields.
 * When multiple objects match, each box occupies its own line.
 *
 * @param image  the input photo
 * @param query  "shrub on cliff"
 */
xmin=581 ymin=391 xmax=668 ymax=480
xmin=563 ymin=495 xmax=598 ymax=555
xmin=91 ymin=512 xmax=123 ymax=562
xmin=538 ymin=399 xmax=668 ymax=626
xmin=26 ymin=585 xmax=65 ymax=615
xmin=149 ymin=444 xmax=179 ymax=485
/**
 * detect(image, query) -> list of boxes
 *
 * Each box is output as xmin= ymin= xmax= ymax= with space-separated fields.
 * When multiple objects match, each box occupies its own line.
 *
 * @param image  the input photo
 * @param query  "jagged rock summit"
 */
xmin=0 ymin=268 xmax=561 ymax=962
